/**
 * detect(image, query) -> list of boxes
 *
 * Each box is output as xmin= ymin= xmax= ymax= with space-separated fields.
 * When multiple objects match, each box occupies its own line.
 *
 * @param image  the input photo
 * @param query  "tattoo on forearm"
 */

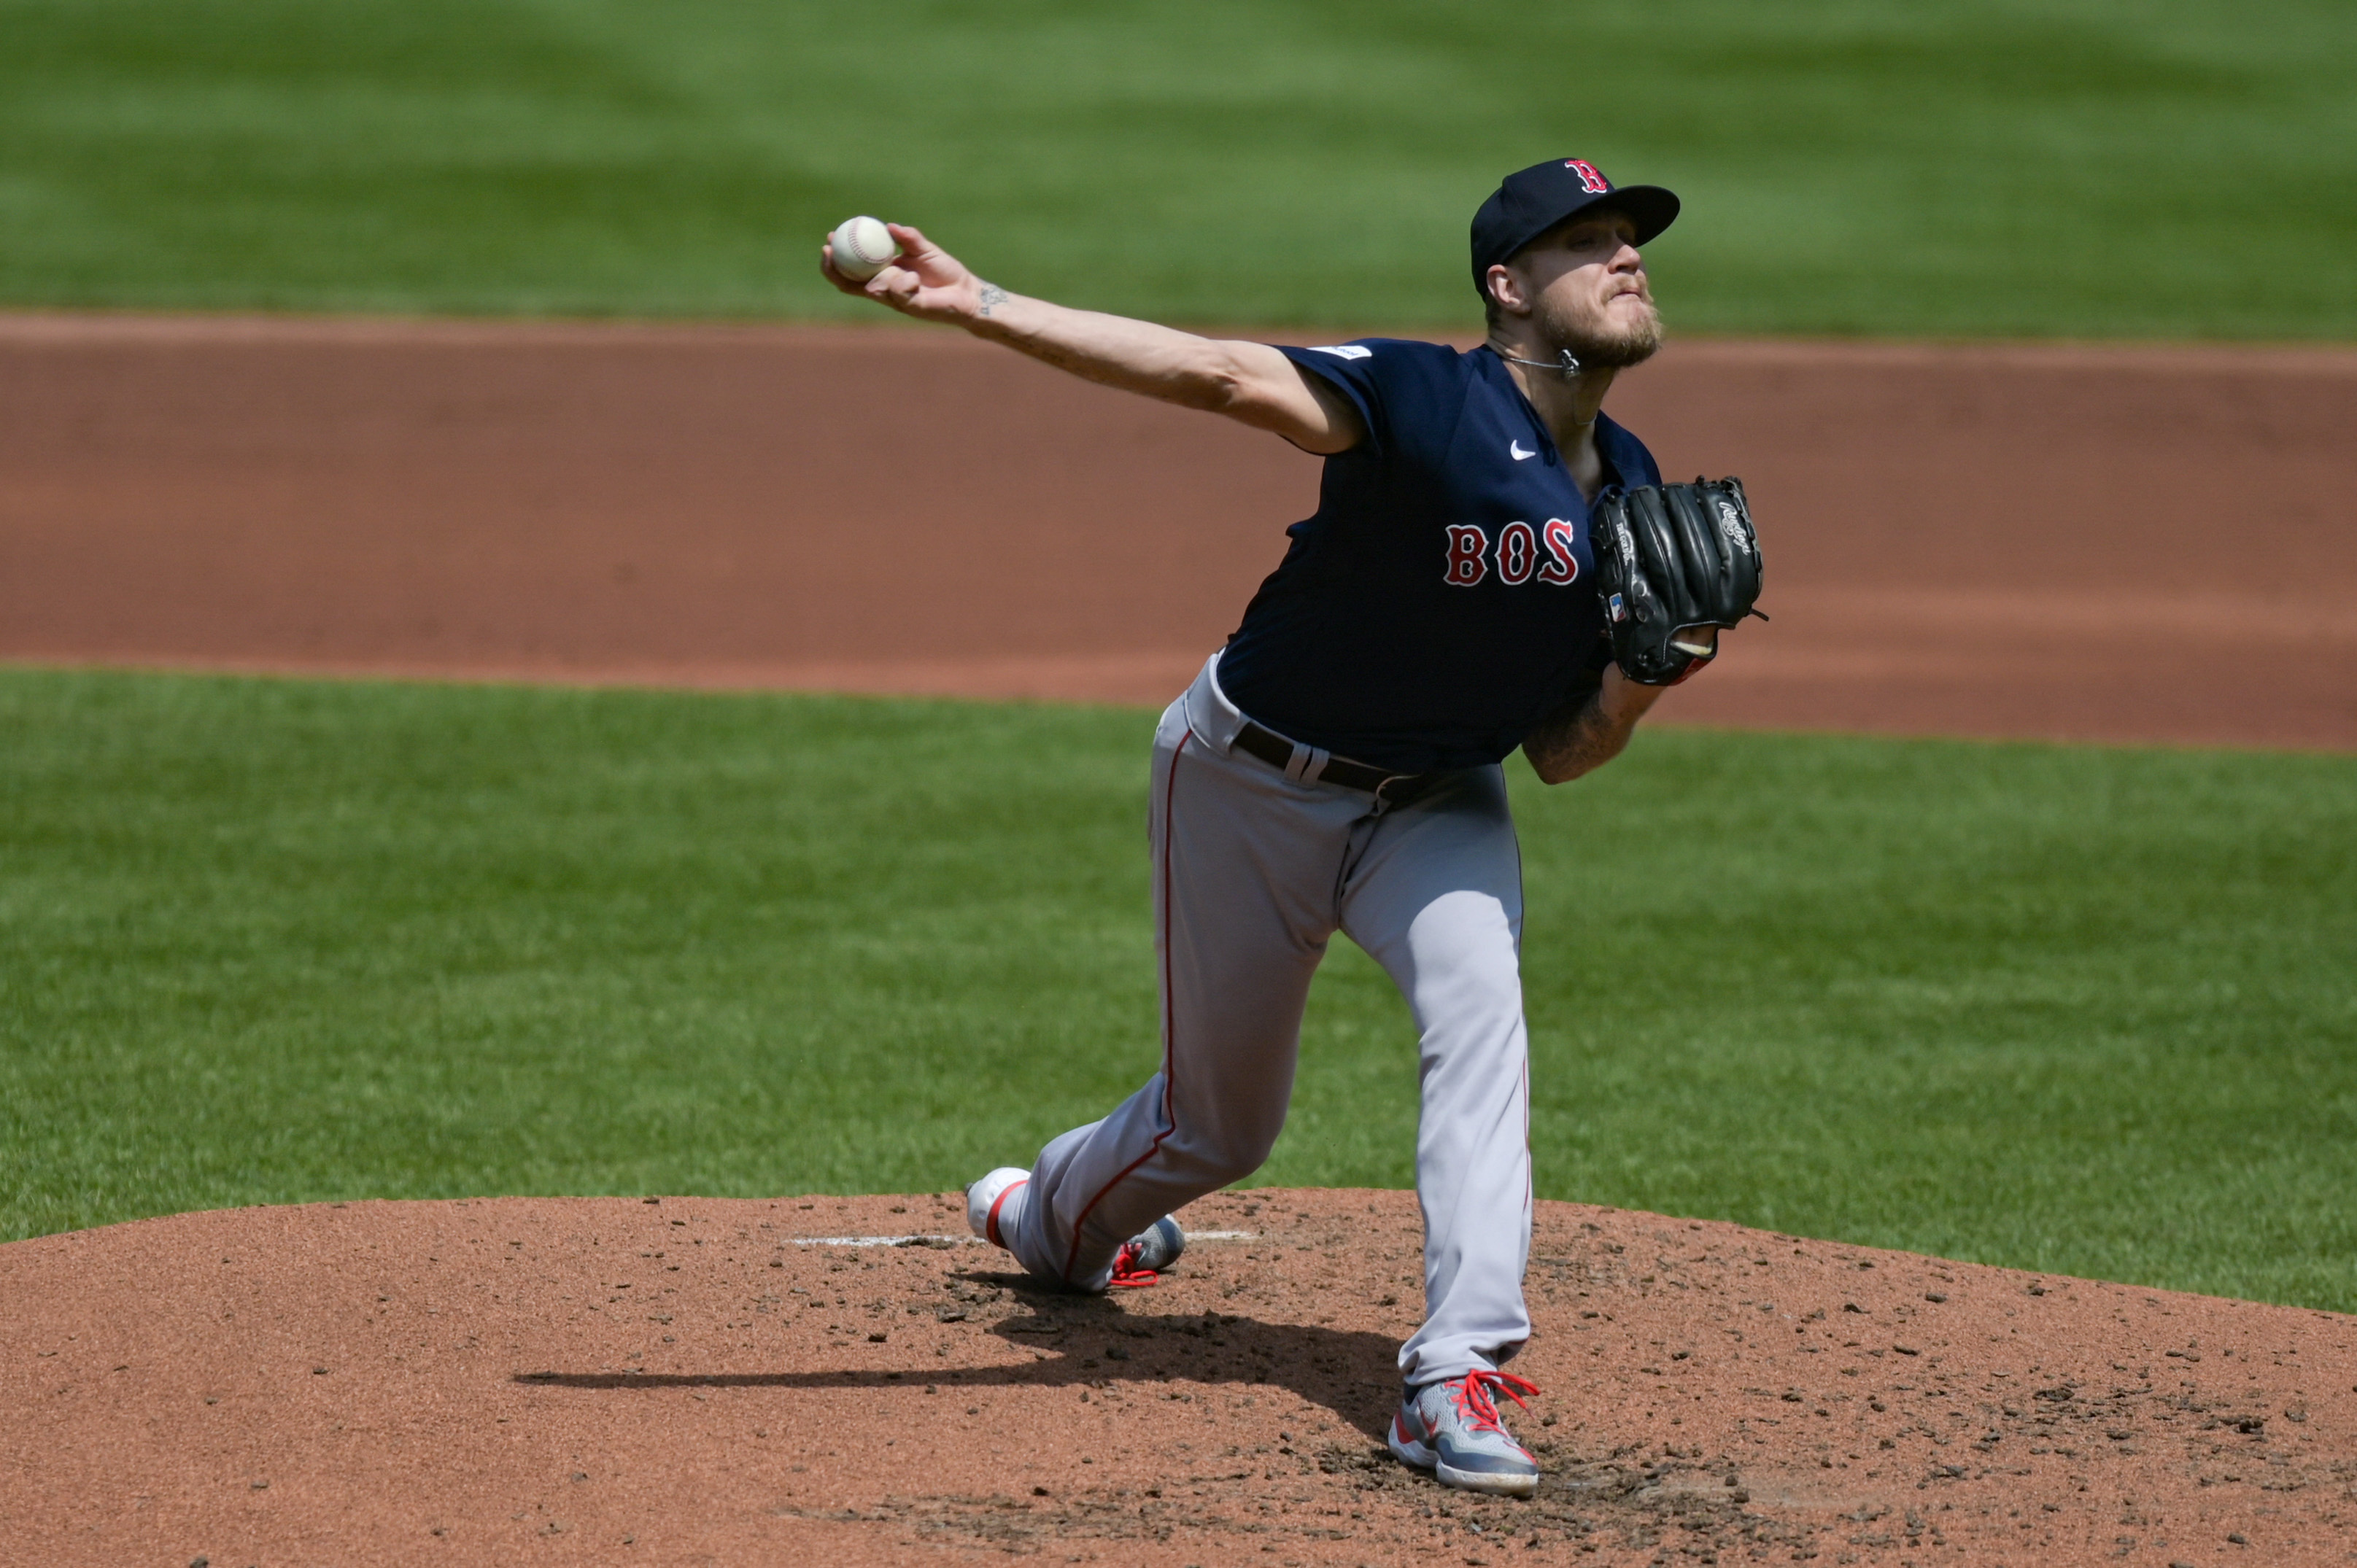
xmin=1524 ymin=694 xmax=1628 ymax=782
xmin=977 ymin=282 xmax=1008 ymax=317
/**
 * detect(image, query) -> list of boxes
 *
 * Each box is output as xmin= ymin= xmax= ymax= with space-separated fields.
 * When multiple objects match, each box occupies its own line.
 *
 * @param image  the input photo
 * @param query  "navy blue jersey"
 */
xmin=1216 ymin=338 xmax=1663 ymax=773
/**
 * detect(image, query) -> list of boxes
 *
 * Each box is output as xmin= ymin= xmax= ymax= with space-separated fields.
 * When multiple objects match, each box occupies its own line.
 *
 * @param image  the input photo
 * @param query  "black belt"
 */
xmin=1232 ymin=721 xmax=1452 ymax=805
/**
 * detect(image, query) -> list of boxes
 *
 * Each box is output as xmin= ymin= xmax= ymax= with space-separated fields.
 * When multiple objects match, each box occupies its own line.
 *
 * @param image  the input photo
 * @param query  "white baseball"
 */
xmin=828 ymin=215 xmax=899 ymax=282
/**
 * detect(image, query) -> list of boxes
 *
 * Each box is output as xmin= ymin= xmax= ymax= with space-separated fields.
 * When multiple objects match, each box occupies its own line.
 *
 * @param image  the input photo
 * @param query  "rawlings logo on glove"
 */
xmin=1591 ymin=477 xmax=1767 ymax=686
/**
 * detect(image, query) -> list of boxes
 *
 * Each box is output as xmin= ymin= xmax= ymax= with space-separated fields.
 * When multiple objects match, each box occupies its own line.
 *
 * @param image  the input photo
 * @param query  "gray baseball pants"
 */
xmin=1000 ymin=652 xmax=1533 ymax=1385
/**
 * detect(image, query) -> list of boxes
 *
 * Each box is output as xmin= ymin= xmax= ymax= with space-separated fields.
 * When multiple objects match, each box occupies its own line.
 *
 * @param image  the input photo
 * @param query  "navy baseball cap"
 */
xmin=1470 ymin=157 xmax=1680 ymax=299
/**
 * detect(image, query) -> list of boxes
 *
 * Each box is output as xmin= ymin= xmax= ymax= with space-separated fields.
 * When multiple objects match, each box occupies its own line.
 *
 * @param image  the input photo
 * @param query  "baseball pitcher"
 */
xmin=824 ymin=158 xmax=1762 ymax=1497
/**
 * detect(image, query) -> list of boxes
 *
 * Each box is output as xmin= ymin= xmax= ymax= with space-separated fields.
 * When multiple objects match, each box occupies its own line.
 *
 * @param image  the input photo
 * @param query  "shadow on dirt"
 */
xmin=516 ymin=1271 xmax=1404 ymax=1438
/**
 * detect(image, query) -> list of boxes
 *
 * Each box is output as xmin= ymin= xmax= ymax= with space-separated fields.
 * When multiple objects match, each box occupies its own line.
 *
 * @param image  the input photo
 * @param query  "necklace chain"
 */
xmin=1490 ymin=344 xmax=1583 ymax=379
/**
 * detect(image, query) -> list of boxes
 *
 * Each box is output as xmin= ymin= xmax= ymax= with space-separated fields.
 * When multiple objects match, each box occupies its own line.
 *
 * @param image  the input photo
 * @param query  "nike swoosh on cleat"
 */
xmin=1509 ymin=440 xmax=1536 ymax=460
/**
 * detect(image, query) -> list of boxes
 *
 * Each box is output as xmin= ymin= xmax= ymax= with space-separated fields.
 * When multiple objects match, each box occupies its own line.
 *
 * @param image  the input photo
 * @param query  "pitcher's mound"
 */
xmin=6 ymin=1190 xmax=2352 ymax=1565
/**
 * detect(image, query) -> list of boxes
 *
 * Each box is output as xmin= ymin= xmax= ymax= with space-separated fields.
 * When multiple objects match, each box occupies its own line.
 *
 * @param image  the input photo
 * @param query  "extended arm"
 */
xmin=823 ymin=223 xmax=1366 ymax=454
xmin=1521 ymin=667 xmax=1667 ymax=785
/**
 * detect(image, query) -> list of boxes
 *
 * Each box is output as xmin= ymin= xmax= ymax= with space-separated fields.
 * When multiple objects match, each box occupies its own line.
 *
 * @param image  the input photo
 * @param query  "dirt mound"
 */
xmin=2 ymin=315 xmax=2352 ymax=749
xmin=7 ymin=1190 xmax=2353 ymax=1565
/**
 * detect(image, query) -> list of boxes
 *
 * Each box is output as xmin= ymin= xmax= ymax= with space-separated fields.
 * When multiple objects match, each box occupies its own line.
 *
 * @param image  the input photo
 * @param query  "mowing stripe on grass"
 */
xmin=2 ymin=667 xmax=2351 ymax=1309
xmin=0 ymin=1 xmax=2351 ymax=335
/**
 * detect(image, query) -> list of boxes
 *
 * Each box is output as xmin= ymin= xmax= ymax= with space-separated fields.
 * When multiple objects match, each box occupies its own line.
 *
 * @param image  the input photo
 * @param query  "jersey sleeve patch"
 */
xmin=1272 ymin=341 xmax=1391 ymax=457
xmin=1272 ymin=338 xmax=1466 ymax=465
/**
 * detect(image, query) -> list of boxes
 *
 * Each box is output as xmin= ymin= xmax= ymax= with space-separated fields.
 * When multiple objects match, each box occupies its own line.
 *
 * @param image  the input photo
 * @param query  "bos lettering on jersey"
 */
xmin=1441 ymin=520 xmax=1580 ymax=589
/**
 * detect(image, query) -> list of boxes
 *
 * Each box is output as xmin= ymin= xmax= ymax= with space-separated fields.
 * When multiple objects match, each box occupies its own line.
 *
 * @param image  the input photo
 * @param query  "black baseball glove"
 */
xmin=1592 ymin=477 xmax=1766 ymax=686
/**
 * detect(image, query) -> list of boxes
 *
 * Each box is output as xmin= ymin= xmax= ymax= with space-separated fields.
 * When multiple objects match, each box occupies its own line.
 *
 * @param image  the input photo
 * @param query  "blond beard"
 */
xmin=1534 ymin=290 xmax=1662 ymax=370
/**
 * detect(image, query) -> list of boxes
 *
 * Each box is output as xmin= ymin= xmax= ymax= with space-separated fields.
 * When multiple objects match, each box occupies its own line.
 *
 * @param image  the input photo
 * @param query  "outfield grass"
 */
xmin=0 ymin=1 xmax=2351 ymax=336
xmin=4 ymin=668 xmax=2352 ymax=1310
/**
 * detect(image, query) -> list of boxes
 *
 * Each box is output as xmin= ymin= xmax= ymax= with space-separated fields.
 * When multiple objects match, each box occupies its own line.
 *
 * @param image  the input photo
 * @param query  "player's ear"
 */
xmin=1485 ymin=263 xmax=1528 ymax=317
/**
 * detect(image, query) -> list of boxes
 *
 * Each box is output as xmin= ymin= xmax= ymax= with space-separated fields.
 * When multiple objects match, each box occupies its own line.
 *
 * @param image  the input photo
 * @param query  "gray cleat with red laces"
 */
xmin=1107 ymin=1216 xmax=1185 ymax=1288
xmin=964 ymin=1167 xmax=1183 ymax=1289
xmin=1387 ymin=1370 xmax=1542 ymax=1497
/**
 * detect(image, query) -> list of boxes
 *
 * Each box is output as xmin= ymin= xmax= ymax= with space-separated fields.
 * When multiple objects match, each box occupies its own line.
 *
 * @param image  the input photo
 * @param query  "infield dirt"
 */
xmin=7 ymin=1191 xmax=2355 ymax=1567
xmin=1 ymin=314 xmax=2352 ymax=748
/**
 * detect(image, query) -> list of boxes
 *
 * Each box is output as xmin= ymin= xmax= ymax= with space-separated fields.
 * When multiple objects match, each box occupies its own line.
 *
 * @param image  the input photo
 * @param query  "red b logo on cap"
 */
xmin=1563 ymin=159 xmax=1609 ymax=194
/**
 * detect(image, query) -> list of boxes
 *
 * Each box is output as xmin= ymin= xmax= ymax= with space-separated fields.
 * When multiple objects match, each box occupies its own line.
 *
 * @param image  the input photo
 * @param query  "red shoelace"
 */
xmin=1106 ymin=1239 xmax=1161 ymax=1289
xmin=1446 ymin=1369 xmax=1541 ymax=1434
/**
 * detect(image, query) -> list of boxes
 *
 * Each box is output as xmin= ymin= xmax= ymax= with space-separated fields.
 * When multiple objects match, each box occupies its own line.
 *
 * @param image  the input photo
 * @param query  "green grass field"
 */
xmin=2 ymin=0 xmax=2352 ymax=335
xmin=6 ymin=668 xmax=2352 ymax=1310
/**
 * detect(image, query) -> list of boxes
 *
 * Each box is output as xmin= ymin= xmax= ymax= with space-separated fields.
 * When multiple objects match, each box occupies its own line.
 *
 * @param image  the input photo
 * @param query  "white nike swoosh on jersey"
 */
xmin=1308 ymin=344 xmax=1372 ymax=360
xmin=1509 ymin=440 xmax=1536 ymax=461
